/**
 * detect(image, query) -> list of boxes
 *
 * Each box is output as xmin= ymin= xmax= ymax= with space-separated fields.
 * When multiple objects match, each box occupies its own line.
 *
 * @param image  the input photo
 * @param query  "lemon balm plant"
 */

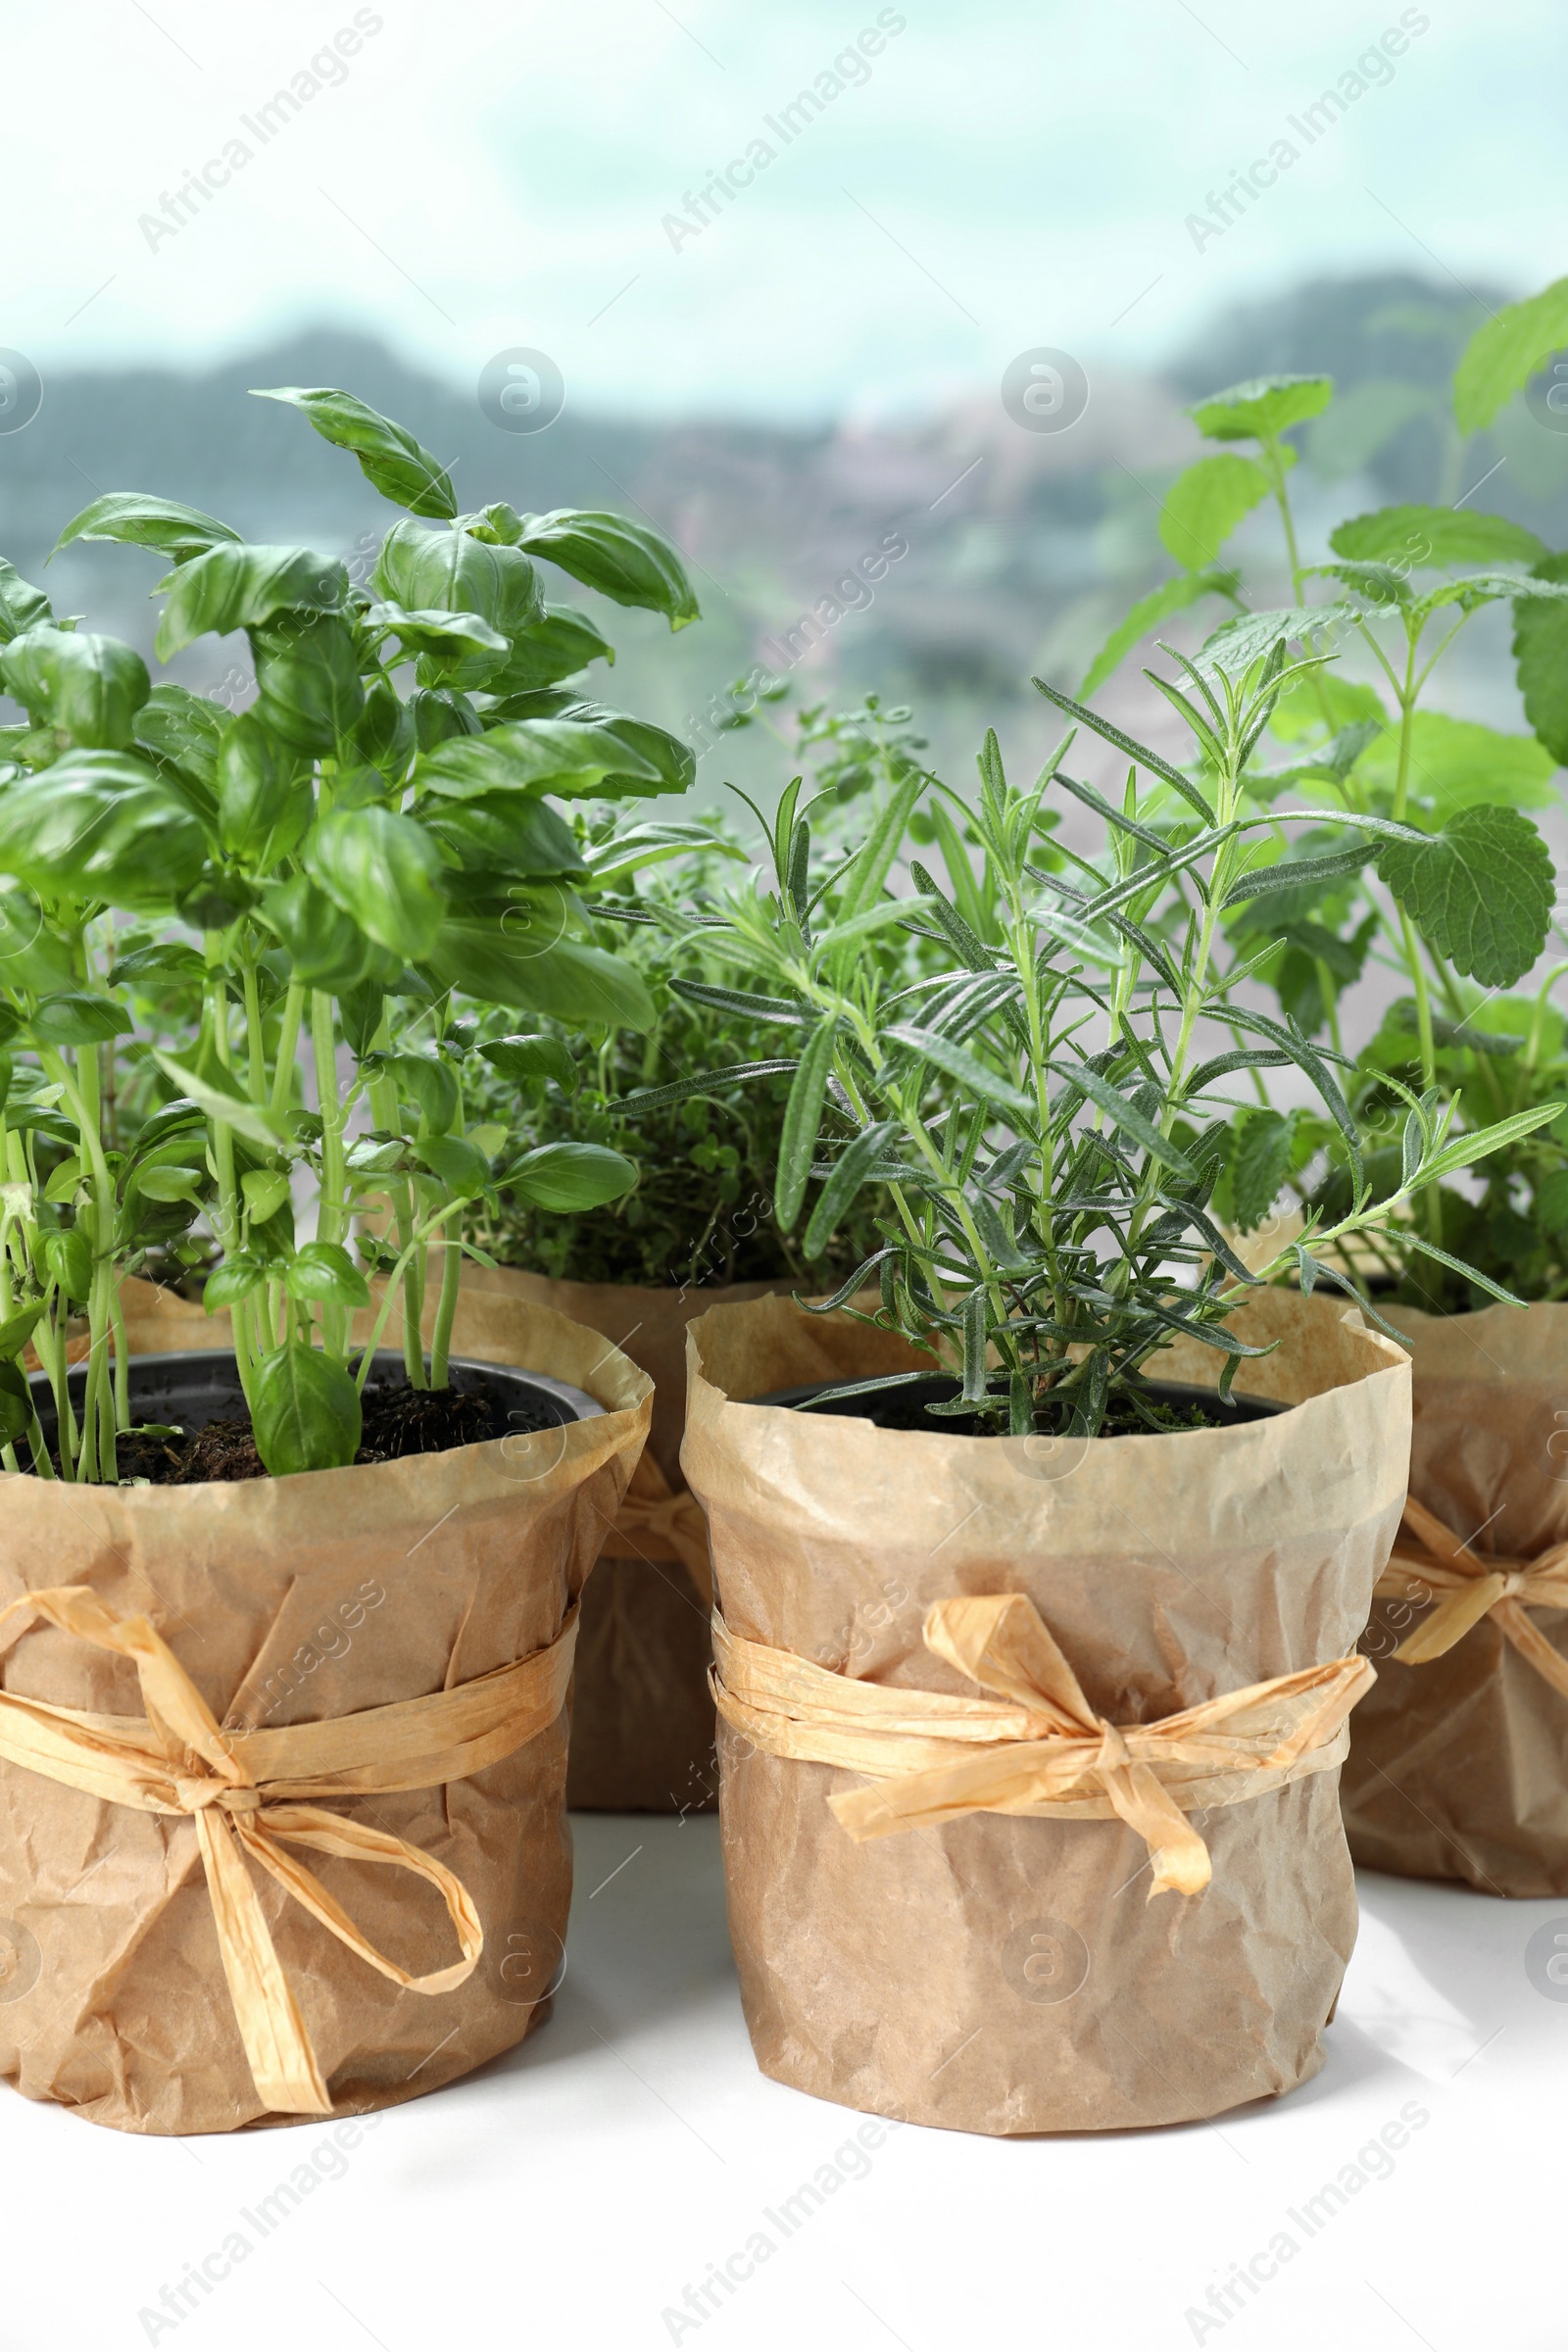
xmin=1079 ymin=277 xmax=1568 ymax=1305
xmin=641 ymin=639 xmax=1556 ymax=1435
xmin=0 ymin=385 xmax=700 ymax=1480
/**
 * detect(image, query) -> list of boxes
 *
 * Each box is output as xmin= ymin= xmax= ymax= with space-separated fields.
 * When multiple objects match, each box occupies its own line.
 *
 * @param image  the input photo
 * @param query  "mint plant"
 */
xmin=0 ymin=386 xmax=699 ymax=1480
xmin=1080 ymin=276 xmax=1568 ymax=1309
xmin=620 ymin=642 xmax=1554 ymax=1434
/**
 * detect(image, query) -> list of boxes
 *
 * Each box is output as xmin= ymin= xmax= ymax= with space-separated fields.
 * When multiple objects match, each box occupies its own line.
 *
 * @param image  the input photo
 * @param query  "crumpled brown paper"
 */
xmin=1339 ymin=1298 xmax=1568 ymax=1896
xmin=680 ymin=1290 xmax=1409 ymax=2135
xmin=462 ymin=1265 xmax=783 ymax=1815
xmin=0 ymin=1295 xmax=650 ymax=2135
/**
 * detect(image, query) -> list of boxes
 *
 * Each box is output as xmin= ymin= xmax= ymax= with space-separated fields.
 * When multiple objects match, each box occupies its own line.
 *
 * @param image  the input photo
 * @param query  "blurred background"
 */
xmin=4 ymin=0 xmax=1565 ymax=801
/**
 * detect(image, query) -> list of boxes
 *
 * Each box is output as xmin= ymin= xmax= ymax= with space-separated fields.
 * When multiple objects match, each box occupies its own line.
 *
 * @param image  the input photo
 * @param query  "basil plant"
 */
xmin=0 ymin=386 xmax=698 ymax=1480
xmin=634 ymin=638 xmax=1558 ymax=1436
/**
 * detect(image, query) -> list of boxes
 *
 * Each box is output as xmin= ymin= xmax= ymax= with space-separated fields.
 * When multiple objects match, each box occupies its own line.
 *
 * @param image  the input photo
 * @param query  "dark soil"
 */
xmin=37 ymin=1380 xmax=558 ymax=1486
xmin=759 ymin=1375 xmax=1284 ymax=1437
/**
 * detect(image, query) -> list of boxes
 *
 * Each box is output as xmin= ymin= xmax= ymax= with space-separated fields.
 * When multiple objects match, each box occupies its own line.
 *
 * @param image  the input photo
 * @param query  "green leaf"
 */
xmin=776 ymin=1012 xmax=841 ymax=1230
xmin=1 ymin=626 xmax=150 ymax=749
xmin=251 ymin=1343 xmax=364 ymax=1475
xmin=502 ymin=697 xmax=696 ymax=799
xmin=1190 ymin=374 xmax=1334 ymax=443
xmin=285 ymin=1241 xmax=371 ymax=1309
xmin=0 ymin=1301 xmax=43 ymax=1360
xmin=414 ymin=1135 xmax=493 ymax=1198
xmin=29 ymin=990 xmax=132 ymax=1047
xmin=258 ymin=875 xmax=372 ymax=990
xmin=204 ymin=1252 xmax=267 ymax=1311
xmin=804 ymin=1120 xmax=899 ymax=1260
xmin=240 ymin=1169 xmax=291 ymax=1225
xmin=252 ymin=387 xmax=456 ymax=519
xmin=504 ymin=1142 xmax=636 ymax=1211
xmin=215 ymin=711 xmax=311 ymax=864
xmin=1513 ymin=551 xmax=1568 ymax=765
xmin=1230 ymin=1108 xmax=1294 ymax=1231
xmin=0 ymin=559 xmax=52 ymax=647
xmin=154 ymin=544 xmax=347 ymax=660
xmin=480 ymin=1034 xmax=576 ymax=1087
xmin=304 ymin=807 xmax=446 ymax=959
xmin=43 ymin=1228 xmax=92 ymax=1304
xmin=1200 ymin=605 xmax=1351 ymax=678
xmin=1032 ymin=676 xmax=1212 ymax=819
xmin=889 ymin=1023 xmax=1032 ymax=1121
xmin=1080 ymin=569 xmax=1238 ymax=698
xmin=134 ymin=683 xmax=230 ymax=794
xmin=513 ymin=510 xmax=699 ymax=628
xmin=372 ymin=1050 xmax=460 ymax=1132
xmin=367 ymin=604 xmax=509 ymax=681
xmin=1353 ymin=710 xmax=1557 ymax=825
xmin=1376 ymin=806 xmax=1554 ymax=988
xmin=1160 ymin=456 xmax=1270 ymax=571
xmin=484 ymin=604 xmax=614 ymax=692
xmin=1222 ymin=843 xmax=1369 ymax=910
xmin=418 ymin=789 xmax=587 ymax=880
xmin=607 ymin=1059 xmax=800 ymax=1116
xmin=0 ymin=752 xmax=206 ymax=907
xmin=1046 ymin=1057 xmax=1197 ymax=1176
xmin=1453 ymin=276 xmax=1568 ymax=435
xmin=250 ymin=613 xmax=365 ymax=754
xmin=152 ymin=1052 xmax=288 ymax=1150
xmin=54 ymin=493 xmax=239 ymax=563
xmin=422 ymin=920 xmax=656 ymax=1030
xmin=1328 ymin=504 xmax=1544 ymax=569
xmin=416 ymin=718 xmax=660 ymax=801
xmin=135 ymin=1163 xmax=204 ymax=1204
xmin=1417 ymin=1102 xmax=1567 ymax=1190
xmin=371 ymin=519 xmax=541 ymax=638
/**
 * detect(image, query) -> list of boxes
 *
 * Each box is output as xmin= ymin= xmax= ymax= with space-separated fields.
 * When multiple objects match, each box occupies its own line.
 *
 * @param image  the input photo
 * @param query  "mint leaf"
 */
xmin=1329 ymin=504 xmax=1544 ymax=569
xmin=1513 ymin=551 xmax=1568 ymax=765
xmin=1078 ymin=568 xmax=1237 ymax=698
xmin=1189 ymin=374 xmax=1333 ymax=443
xmin=1159 ymin=456 xmax=1270 ymax=570
xmin=1376 ymin=806 xmax=1554 ymax=988
xmin=1230 ymin=1108 xmax=1297 ymax=1232
xmin=1454 ymin=276 xmax=1568 ymax=435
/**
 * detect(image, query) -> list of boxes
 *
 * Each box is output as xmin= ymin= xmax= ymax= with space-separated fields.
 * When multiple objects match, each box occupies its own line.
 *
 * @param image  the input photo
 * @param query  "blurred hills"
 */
xmin=4 ymin=270 xmax=1563 ymax=798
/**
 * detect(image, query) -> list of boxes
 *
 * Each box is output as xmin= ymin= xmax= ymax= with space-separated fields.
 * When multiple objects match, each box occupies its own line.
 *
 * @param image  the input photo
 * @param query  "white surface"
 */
xmin=2 ymin=1814 xmax=1563 ymax=2352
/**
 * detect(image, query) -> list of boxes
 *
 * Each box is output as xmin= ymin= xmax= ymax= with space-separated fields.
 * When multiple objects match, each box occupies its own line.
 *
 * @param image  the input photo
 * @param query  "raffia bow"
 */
xmin=602 ymin=1452 xmax=711 ymax=1605
xmin=1374 ymin=1494 xmax=1568 ymax=1700
xmin=0 ymin=1585 xmax=577 ymax=2116
xmin=712 ymin=1592 xmax=1372 ymax=1897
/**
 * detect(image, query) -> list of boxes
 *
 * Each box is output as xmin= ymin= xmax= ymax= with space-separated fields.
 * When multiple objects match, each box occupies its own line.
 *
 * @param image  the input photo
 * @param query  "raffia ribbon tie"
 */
xmin=0 ymin=1585 xmax=577 ymax=2117
xmin=603 ymin=1452 xmax=712 ymax=1607
xmin=1375 ymin=1494 xmax=1568 ymax=1701
xmin=711 ymin=1592 xmax=1372 ymax=1899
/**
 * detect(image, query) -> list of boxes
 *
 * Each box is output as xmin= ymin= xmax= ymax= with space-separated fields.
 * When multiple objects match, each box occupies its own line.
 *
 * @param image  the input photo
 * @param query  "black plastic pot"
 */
xmin=743 ymin=1372 xmax=1285 ymax=1433
xmin=25 ymin=1349 xmax=604 ymax=1455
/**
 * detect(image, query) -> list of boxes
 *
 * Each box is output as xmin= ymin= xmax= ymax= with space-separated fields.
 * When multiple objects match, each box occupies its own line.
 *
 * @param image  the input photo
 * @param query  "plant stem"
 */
xmin=311 ymin=991 xmax=348 ymax=1356
xmin=428 ymin=1231 xmax=463 ymax=1389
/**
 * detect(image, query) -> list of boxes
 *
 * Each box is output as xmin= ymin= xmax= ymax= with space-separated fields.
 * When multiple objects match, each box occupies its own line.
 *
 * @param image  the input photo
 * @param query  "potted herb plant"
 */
xmin=656 ymin=631 xmax=1548 ymax=2131
xmin=1084 ymin=278 xmax=1568 ymax=1897
xmin=453 ymin=700 xmax=913 ymax=1813
xmin=0 ymin=383 xmax=709 ymax=2132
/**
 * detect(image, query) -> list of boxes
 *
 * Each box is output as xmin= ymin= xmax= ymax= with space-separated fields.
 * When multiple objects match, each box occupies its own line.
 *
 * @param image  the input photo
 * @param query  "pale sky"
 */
xmin=5 ymin=0 xmax=1562 ymax=419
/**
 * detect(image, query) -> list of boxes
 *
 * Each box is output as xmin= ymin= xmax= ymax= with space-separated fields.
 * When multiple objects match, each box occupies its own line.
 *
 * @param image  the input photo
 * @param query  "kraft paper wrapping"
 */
xmin=1340 ymin=1298 xmax=1568 ymax=1896
xmin=0 ymin=1295 xmax=651 ymax=2135
xmin=681 ymin=1290 xmax=1410 ymax=2135
xmin=461 ymin=1264 xmax=784 ymax=1815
